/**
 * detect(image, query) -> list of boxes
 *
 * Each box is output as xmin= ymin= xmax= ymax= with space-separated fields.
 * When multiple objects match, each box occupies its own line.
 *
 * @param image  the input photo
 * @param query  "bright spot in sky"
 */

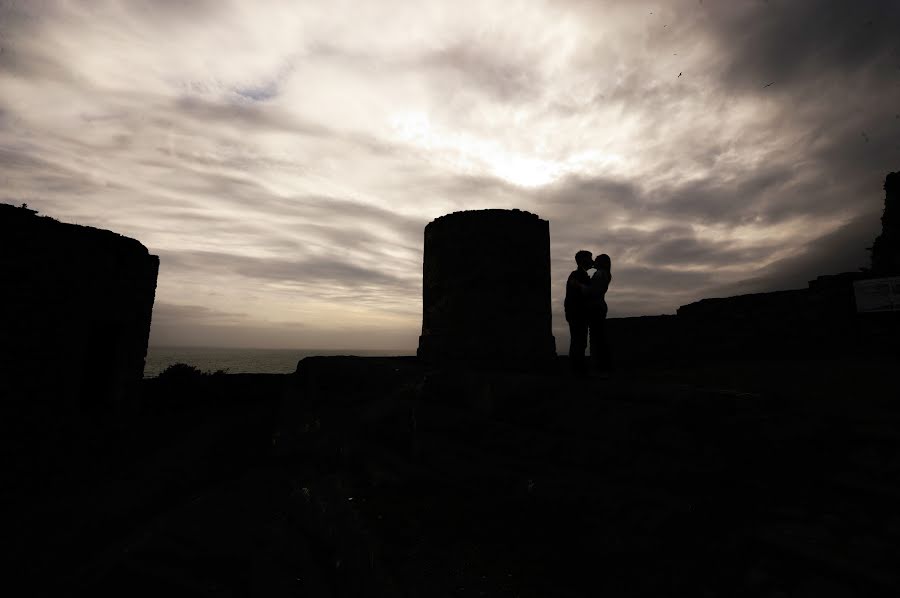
xmin=390 ymin=111 xmax=575 ymax=187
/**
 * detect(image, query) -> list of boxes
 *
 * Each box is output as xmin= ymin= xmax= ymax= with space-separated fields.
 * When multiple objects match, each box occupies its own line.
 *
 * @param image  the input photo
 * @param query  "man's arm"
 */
xmin=567 ymin=272 xmax=590 ymax=295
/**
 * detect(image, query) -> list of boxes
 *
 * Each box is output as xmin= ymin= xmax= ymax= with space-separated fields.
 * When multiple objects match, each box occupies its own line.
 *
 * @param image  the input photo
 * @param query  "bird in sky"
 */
xmin=678 ymin=72 xmax=682 ymax=77
xmin=763 ymin=81 xmax=775 ymax=88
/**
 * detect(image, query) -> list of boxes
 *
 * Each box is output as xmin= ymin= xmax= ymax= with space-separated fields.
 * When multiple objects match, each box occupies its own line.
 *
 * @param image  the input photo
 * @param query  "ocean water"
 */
xmin=144 ymin=346 xmax=413 ymax=378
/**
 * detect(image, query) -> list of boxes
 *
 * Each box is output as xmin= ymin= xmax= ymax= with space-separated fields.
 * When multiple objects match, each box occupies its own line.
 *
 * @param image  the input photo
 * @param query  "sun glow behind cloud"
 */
xmin=389 ymin=110 xmax=603 ymax=187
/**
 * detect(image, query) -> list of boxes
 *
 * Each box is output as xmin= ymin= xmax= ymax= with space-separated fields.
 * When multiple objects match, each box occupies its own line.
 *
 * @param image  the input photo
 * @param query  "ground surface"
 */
xmin=7 ymin=356 xmax=900 ymax=597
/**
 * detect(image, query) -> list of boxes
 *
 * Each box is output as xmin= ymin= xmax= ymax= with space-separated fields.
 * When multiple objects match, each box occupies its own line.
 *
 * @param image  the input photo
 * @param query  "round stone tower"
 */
xmin=417 ymin=209 xmax=556 ymax=367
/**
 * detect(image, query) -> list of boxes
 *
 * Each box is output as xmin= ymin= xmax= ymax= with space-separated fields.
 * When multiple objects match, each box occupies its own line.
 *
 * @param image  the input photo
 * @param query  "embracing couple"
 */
xmin=564 ymin=250 xmax=612 ymax=378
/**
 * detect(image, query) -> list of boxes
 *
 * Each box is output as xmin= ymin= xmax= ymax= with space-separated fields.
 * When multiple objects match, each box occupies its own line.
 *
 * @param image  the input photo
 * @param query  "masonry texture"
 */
xmin=0 ymin=203 xmax=159 ymax=412
xmin=418 ymin=209 xmax=556 ymax=367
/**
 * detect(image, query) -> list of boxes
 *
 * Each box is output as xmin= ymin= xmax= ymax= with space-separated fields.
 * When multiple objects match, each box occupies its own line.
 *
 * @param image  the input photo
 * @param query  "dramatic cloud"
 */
xmin=1 ymin=0 xmax=897 ymax=349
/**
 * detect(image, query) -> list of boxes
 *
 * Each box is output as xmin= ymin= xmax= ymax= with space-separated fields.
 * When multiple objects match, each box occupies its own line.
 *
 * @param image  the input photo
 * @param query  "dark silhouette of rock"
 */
xmin=0 ymin=202 xmax=159 ymax=412
xmin=417 ymin=209 xmax=556 ymax=368
xmin=869 ymin=171 xmax=900 ymax=276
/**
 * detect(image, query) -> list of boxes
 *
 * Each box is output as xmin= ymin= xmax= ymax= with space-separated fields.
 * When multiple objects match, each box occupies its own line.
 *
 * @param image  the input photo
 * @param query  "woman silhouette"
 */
xmin=588 ymin=254 xmax=612 ymax=376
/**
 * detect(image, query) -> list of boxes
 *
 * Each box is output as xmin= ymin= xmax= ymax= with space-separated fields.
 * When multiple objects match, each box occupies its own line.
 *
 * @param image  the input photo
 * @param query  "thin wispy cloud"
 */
xmin=1 ymin=0 xmax=897 ymax=348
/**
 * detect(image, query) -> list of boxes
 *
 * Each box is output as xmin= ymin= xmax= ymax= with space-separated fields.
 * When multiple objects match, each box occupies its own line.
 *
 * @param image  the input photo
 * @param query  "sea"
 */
xmin=144 ymin=346 xmax=414 ymax=378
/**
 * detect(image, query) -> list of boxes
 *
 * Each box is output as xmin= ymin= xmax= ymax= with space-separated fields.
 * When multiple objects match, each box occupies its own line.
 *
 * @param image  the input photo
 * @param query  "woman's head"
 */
xmin=594 ymin=254 xmax=611 ymax=270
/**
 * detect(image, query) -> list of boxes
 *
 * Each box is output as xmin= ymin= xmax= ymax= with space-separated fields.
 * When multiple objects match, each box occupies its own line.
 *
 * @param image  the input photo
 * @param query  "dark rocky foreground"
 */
xmin=6 ymin=357 xmax=900 ymax=597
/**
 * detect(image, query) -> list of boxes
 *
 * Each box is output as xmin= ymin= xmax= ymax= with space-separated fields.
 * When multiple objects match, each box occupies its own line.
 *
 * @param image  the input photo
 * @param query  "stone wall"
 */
xmin=417 ymin=209 xmax=556 ymax=367
xmin=0 ymin=203 xmax=159 ymax=413
xmin=604 ymin=271 xmax=895 ymax=365
xmin=870 ymin=171 xmax=900 ymax=276
xmin=676 ymin=288 xmax=820 ymax=358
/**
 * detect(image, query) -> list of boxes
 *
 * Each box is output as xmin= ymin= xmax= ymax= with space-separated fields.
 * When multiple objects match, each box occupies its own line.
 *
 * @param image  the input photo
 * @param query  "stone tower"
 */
xmin=417 ymin=209 xmax=556 ymax=367
xmin=870 ymin=171 xmax=900 ymax=276
xmin=0 ymin=203 xmax=159 ymax=412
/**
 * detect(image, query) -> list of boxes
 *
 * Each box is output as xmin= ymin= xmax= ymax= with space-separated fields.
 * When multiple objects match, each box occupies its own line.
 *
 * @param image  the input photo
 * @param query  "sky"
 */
xmin=1 ymin=0 xmax=898 ymax=350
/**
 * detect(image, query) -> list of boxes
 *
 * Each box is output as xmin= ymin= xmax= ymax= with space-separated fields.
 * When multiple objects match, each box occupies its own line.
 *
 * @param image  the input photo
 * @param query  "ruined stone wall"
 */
xmin=0 ymin=203 xmax=159 ymax=413
xmin=417 ymin=209 xmax=556 ymax=367
xmin=870 ymin=171 xmax=900 ymax=276
xmin=605 ymin=271 xmax=883 ymax=364
xmin=676 ymin=288 xmax=817 ymax=357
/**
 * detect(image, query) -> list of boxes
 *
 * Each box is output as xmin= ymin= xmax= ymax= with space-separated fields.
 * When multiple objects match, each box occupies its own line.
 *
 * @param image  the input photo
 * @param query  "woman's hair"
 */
xmin=595 ymin=254 xmax=612 ymax=283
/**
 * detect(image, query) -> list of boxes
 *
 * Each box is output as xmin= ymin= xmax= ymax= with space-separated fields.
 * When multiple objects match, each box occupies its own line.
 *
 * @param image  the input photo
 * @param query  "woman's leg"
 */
xmin=589 ymin=308 xmax=611 ymax=372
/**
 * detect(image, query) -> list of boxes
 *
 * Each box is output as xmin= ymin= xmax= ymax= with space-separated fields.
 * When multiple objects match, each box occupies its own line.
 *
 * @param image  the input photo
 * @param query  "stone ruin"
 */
xmin=605 ymin=170 xmax=900 ymax=363
xmin=869 ymin=170 xmax=900 ymax=276
xmin=417 ymin=209 xmax=556 ymax=368
xmin=0 ymin=203 xmax=159 ymax=413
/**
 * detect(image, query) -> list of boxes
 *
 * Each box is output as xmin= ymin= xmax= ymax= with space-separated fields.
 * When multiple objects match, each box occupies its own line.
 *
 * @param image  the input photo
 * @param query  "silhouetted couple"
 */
xmin=565 ymin=250 xmax=612 ymax=378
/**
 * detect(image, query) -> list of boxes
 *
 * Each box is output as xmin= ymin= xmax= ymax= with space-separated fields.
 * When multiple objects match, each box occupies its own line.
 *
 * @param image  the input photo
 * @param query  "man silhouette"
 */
xmin=565 ymin=250 xmax=593 ymax=377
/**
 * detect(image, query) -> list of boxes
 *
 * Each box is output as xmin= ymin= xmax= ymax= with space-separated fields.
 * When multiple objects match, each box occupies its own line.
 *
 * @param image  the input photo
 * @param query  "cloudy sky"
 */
xmin=1 ymin=0 xmax=898 ymax=350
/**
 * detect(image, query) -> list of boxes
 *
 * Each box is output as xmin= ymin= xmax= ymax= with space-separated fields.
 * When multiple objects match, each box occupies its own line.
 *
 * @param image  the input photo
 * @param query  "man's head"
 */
xmin=575 ymin=250 xmax=593 ymax=270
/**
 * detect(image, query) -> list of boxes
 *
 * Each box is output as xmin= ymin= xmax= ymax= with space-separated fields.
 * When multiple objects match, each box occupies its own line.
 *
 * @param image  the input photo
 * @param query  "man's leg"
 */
xmin=568 ymin=319 xmax=588 ymax=376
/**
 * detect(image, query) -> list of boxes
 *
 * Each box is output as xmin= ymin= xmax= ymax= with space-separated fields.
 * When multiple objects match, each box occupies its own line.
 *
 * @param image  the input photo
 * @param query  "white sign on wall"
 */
xmin=854 ymin=276 xmax=900 ymax=313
